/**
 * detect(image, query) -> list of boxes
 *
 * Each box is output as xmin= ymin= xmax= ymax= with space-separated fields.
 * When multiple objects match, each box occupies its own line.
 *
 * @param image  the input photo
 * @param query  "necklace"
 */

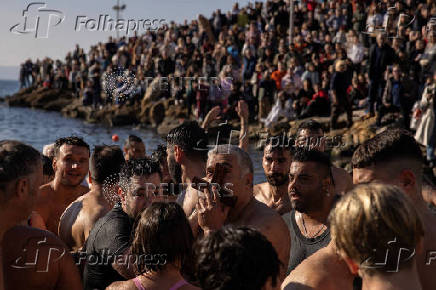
xmin=299 ymin=212 xmax=326 ymax=238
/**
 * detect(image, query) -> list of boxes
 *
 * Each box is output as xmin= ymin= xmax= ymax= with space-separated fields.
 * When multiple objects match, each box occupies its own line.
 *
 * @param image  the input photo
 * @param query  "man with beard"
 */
xmin=285 ymin=149 xmax=336 ymax=273
xmin=166 ymin=121 xmax=208 ymax=220
xmin=254 ymin=135 xmax=292 ymax=215
xmin=58 ymin=145 xmax=125 ymax=251
xmin=30 ymin=137 xmax=90 ymax=234
xmin=196 ymin=145 xmax=290 ymax=282
xmin=295 ymin=120 xmax=353 ymax=195
xmin=83 ymin=158 xmax=161 ymax=290
xmin=0 ymin=141 xmax=82 ymax=290
xmin=123 ymin=135 xmax=146 ymax=161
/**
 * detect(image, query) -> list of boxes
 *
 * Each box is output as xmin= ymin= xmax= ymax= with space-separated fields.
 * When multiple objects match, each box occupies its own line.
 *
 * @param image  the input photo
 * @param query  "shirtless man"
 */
xmin=282 ymin=128 xmax=436 ymax=290
xmin=352 ymin=129 xmax=436 ymax=290
xmin=254 ymin=135 xmax=292 ymax=215
xmin=166 ymin=121 xmax=208 ymax=219
xmin=30 ymin=136 xmax=90 ymax=234
xmin=123 ymin=135 xmax=146 ymax=161
xmin=0 ymin=140 xmax=81 ymax=290
xmin=58 ymin=145 xmax=125 ymax=251
xmin=295 ymin=120 xmax=353 ymax=195
xmin=196 ymin=145 xmax=290 ymax=282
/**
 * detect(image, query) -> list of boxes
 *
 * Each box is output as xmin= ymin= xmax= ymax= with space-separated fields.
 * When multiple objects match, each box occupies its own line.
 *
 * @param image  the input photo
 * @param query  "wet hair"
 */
xmin=352 ymin=129 xmax=423 ymax=169
xmin=119 ymin=158 xmax=161 ymax=192
xmin=297 ymin=120 xmax=324 ymax=136
xmin=195 ymin=225 xmax=280 ymax=290
xmin=42 ymin=155 xmax=54 ymax=177
xmin=329 ymin=184 xmax=424 ymax=275
xmin=292 ymin=148 xmax=331 ymax=174
xmin=151 ymin=144 xmax=167 ymax=164
xmin=208 ymin=144 xmax=253 ymax=175
xmin=166 ymin=121 xmax=208 ymax=161
xmin=54 ymin=136 xmax=90 ymax=157
xmin=0 ymin=141 xmax=41 ymax=199
xmin=90 ymin=145 xmax=125 ymax=184
xmin=132 ymin=202 xmax=194 ymax=273
xmin=124 ymin=135 xmax=144 ymax=149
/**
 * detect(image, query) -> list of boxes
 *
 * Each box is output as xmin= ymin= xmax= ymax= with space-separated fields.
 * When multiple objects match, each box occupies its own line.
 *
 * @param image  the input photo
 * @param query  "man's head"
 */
xmin=352 ymin=129 xmax=423 ymax=198
xmin=288 ymin=149 xmax=333 ymax=213
xmin=118 ymin=158 xmax=161 ymax=219
xmin=296 ymin=120 xmax=325 ymax=151
xmin=376 ymin=32 xmax=385 ymax=47
xmin=53 ymin=136 xmax=90 ymax=187
xmin=335 ymin=60 xmax=347 ymax=72
xmin=0 ymin=141 xmax=42 ymax=221
xmin=123 ymin=135 xmax=146 ymax=161
xmin=195 ymin=226 xmax=280 ymax=290
xmin=207 ymin=145 xmax=253 ymax=206
xmin=263 ymin=135 xmax=292 ymax=187
xmin=151 ymin=144 xmax=172 ymax=184
xmin=329 ymin=183 xmax=423 ymax=276
xmin=166 ymin=121 xmax=208 ymax=183
xmin=89 ymin=145 xmax=125 ymax=187
xmin=42 ymin=155 xmax=54 ymax=184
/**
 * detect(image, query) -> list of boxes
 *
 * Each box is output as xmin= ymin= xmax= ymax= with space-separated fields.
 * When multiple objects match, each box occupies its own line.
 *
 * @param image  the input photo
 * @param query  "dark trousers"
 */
xmin=368 ymin=79 xmax=384 ymax=115
xmin=330 ymin=98 xmax=353 ymax=129
xmin=376 ymin=103 xmax=411 ymax=129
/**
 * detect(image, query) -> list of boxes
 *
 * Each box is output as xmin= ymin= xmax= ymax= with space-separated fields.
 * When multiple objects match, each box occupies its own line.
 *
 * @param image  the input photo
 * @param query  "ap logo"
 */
xmin=10 ymin=2 xmax=65 ymax=38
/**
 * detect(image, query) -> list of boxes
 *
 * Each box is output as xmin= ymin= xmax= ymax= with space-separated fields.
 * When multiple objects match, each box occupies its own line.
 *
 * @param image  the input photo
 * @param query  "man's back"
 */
xmin=83 ymin=204 xmax=134 ymax=290
xmin=233 ymin=198 xmax=291 ymax=280
xmin=2 ymin=225 xmax=82 ymax=290
xmin=58 ymin=190 xmax=111 ymax=251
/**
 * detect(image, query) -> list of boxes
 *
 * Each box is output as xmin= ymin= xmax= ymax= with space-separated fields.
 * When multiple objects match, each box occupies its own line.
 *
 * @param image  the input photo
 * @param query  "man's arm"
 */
xmin=236 ymin=100 xmax=249 ymax=152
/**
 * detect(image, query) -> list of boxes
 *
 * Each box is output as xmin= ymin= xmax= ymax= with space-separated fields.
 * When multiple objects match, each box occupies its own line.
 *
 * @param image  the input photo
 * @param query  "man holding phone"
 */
xmin=195 ymin=144 xmax=291 ymax=282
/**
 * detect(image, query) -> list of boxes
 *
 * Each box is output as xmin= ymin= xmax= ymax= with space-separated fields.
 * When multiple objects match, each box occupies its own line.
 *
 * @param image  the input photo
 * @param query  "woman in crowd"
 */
xmin=107 ymin=202 xmax=199 ymax=290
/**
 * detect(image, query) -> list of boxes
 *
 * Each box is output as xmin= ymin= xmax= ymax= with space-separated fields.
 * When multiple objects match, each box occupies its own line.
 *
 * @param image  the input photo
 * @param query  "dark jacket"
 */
xmin=382 ymin=77 xmax=404 ymax=107
xmin=368 ymin=43 xmax=396 ymax=80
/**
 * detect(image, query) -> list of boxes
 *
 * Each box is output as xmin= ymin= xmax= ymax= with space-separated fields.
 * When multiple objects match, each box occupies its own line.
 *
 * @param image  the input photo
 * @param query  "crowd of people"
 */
xmin=1 ymin=119 xmax=436 ymax=290
xmin=18 ymin=0 xmax=436 ymax=130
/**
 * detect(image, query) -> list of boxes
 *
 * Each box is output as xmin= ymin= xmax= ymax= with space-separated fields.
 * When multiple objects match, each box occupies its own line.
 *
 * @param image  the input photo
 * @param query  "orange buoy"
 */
xmin=112 ymin=134 xmax=119 ymax=142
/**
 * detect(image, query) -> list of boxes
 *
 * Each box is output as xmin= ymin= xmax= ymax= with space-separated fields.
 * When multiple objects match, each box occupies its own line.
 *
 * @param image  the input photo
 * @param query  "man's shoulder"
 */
xmin=253 ymin=182 xmax=268 ymax=198
xmin=88 ymin=206 xmax=130 ymax=239
xmin=283 ymin=246 xmax=352 ymax=289
xmin=245 ymin=199 xmax=288 ymax=232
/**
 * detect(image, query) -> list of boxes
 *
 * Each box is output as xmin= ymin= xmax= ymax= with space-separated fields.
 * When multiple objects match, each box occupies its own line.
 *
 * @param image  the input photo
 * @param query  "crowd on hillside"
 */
xmin=18 ymin=0 xmax=436 ymax=161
